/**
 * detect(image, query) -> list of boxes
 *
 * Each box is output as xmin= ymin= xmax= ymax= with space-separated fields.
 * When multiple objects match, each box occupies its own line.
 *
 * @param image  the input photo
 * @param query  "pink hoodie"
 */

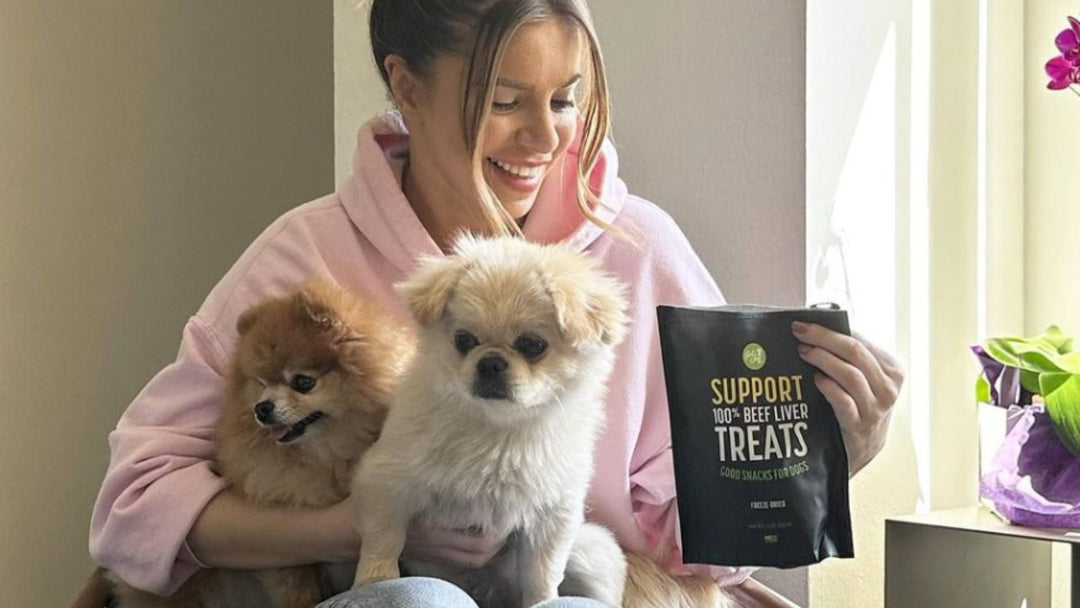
xmin=89 ymin=111 xmax=756 ymax=595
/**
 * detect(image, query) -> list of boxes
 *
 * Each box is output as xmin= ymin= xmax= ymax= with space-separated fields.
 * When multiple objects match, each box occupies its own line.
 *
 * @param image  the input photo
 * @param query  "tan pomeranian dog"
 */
xmin=348 ymin=235 xmax=734 ymax=608
xmin=621 ymin=552 xmax=735 ymax=608
xmin=563 ymin=527 xmax=736 ymax=608
xmin=111 ymin=280 xmax=414 ymax=608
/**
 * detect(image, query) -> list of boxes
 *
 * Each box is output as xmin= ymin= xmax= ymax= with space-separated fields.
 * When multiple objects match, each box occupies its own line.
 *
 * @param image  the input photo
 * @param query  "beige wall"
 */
xmin=810 ymin=0 xmax=1077 ymax=605
xmin=805 ymin=1 xmax=923 ymax=606
xmin=1025 ymin=3 xmax=1080 ymax=606
xmin=0 ymin=3 xmax=333 ymax=605
xmin=1025 ymin=1 xmax=1080 ymax=336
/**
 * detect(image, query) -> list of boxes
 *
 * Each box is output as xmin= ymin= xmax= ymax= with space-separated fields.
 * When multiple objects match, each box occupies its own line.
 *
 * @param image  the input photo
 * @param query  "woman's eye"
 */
xmin=514 ymin=334 xmax=548 ymax=359
xmin=455 ymin=331 xmax=480 ymax=354
xmin=290 ymin=375 xmax=316 ymax=394
xmin=551 ymin=99 xmax=576 ymax=112
xmin=492 ymin=100 xmax=518 ymax=113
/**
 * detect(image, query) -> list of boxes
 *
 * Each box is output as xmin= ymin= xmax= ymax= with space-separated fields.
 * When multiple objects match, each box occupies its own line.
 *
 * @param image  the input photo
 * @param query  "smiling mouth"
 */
xmin=274 ymin=411 xmax=326 ymax=444
xmin=486 ymin=158 xmax=545 ymax=179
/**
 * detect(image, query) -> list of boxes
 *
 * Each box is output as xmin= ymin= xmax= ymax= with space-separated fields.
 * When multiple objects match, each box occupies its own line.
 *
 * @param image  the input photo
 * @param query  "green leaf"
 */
xmin=975 ymin=375 xmax=991 ymax=403
xmin=1041 ymin=325 xmax=1073 ymax=353
xmin=984 ymin=338 xmax=1022 ymax=367
xmin=1017 ymin=350 xmax=1067 ymax=373
xmin=987 ymin=337 xmax=1063 ymax=366
xmin=1039 ymin=372 xmax=1080 ymax=457
xmin=980 ymin=328 xmax=1080 ymax=397
xmin=1059 ymin=351 xmax=1080 ymax=373
xmin=1021 ymin=369 xmax=1043 ymax=394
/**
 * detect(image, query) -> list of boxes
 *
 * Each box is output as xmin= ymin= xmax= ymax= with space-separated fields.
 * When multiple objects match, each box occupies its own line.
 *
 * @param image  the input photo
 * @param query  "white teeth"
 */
xmin=489 ymin=158 xmax=542 ymax=179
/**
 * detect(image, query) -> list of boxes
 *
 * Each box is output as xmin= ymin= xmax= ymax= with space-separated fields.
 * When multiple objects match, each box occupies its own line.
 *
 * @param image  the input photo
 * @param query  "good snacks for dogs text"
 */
xmin=709 ymin=374 xmax=809 ymax=463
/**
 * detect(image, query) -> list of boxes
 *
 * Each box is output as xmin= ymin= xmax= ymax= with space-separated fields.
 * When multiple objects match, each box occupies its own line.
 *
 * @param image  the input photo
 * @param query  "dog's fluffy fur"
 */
xmin=112 ymin=281 xmax=413 ymax=608
xmin=350 ymin=235 xmax=630 ymax=607
xmin=622 ymin=552 xmax=735 ymax=608
xmin=567 ymin=526 xmax=736 ymax=608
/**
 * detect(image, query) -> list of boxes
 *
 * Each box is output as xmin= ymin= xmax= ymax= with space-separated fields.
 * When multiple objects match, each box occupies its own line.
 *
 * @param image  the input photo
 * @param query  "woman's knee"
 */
xmin=316 ymin=576 xmax=479 ymax=608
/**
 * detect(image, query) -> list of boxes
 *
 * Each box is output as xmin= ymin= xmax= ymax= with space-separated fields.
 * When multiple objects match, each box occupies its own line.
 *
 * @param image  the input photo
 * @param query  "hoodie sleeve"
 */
xmin=628 ymin=206 xmax=757 ymax=588
xmin=89 ymin=315 xmax=229 ymax=595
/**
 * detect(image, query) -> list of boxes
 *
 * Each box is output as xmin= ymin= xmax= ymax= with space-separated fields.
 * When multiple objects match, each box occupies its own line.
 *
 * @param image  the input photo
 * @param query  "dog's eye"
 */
xmin=290 ymin=374 xmax=317 ymax=394
xmin=514 ymin=334 xmax=547 ymax=359
xmin=454 ymin=331 xmax=479 ymax=354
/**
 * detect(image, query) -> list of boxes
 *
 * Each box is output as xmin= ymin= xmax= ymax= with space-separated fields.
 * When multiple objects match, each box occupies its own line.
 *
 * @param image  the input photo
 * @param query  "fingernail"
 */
xmin=798 ymin=344 xmax=812 ymax=356
xmin=792 ymin=321 xmax=809 ymax=335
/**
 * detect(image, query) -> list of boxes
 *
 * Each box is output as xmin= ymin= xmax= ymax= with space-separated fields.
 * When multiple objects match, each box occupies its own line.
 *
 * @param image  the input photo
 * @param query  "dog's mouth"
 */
xmin=271 ymin=411 xmax=326 ymax=444
xmin=471 ymin=382 xmax=515 ymax=402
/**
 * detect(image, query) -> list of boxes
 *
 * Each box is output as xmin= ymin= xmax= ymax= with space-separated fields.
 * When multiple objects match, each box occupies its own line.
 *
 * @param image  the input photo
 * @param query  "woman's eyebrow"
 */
xmin=496 ymin=74 xmax=582 ymax=90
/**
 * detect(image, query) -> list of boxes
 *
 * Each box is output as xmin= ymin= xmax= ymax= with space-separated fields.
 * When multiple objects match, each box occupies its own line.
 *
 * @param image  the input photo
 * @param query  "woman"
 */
xmin=90 ymin=1 xmax=904 ymax=607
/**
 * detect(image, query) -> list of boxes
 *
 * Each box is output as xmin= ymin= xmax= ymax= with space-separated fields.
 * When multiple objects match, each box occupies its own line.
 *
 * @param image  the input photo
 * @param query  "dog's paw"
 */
xmin=351 ymin=560 xmax=401 ymax=589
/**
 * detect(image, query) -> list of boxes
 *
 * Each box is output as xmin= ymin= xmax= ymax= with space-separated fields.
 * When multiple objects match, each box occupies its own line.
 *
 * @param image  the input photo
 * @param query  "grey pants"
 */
xmin=316 ymin=577 xmax=615 ymax=608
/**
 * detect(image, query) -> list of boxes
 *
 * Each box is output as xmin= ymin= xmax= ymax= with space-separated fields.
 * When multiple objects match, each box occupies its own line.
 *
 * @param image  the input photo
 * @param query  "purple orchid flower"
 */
xmin=1046 ymin=16 xmax=1080 ymax=90
xmin=1055 ymin=16 xmax=1080 ymax=58
xmin=1046 ymin=56 xmax=1080 ymax=90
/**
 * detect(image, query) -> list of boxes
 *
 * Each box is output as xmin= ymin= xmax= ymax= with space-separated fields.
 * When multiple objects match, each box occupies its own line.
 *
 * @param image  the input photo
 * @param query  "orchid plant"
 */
xmin=1046 ymin=15 xmax=1080 ymax=95
xmin=973 ymin=326 xmax=1080 ymax=458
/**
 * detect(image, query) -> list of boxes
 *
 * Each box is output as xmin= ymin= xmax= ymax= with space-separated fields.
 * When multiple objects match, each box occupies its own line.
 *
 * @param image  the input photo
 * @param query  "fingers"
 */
xmin=798 ymin=342 xmax=876 ymax=411
xmin=791 ymin=323 xmax=902 ymax=475
xmin=793 ymin=322 xmax=897 ymax=408
xmin=813 ymin=371 xmax=860 ymax=432
xmin=856 ymin=332 xmax=906 ymax=388
xmin=434 ymin=526 xmax=499 ymax=553
xmin=408 ymin=524 xmax=504 ymax=568
xmin=437 ymin=547 xmax=492 ymax=569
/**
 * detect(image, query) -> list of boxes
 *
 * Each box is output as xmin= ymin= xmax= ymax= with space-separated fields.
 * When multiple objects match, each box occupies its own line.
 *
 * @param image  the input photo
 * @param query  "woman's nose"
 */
xmin=516 ymin=108 xmax=559 ymax=155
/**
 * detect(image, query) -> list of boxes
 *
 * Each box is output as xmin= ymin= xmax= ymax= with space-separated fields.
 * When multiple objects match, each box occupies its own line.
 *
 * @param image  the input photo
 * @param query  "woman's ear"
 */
xmin=384 ymin=55 xmax=424 ymax=120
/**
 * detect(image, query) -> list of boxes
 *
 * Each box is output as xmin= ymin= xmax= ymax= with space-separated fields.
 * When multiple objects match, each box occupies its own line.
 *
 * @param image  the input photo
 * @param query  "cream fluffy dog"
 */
xmin=350 ymin=235 xmax=629 ymax=607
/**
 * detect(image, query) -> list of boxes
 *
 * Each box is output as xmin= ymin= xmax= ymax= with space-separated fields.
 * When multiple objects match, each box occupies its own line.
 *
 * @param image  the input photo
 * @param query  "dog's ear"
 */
xmin=236 ymin=305 xmax=261 ymax=336
xmin=396 ymin=255 xmax=469 ymax=327
xmin=545 ymin=257 xmax=629 ymax=347
xmin=295 ymin=281 xmax=363 ymax=345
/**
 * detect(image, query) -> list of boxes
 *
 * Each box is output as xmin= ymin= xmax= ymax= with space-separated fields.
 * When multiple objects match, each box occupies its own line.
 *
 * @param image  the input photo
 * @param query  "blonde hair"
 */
xmin=371 ymin=0 xmax=623 ymax=238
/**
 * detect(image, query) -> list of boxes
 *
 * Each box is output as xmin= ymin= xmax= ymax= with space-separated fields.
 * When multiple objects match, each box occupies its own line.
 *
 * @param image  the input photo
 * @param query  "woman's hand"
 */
xmin=402 ymin=522 xmax=507 ymax=569
xmin=321 ymin=498 xmax=364 ymax=562
xmin=792 ymin=321 xmax=905 ymax=476
xmin=328 ymin=496 xmax=505 ymax=568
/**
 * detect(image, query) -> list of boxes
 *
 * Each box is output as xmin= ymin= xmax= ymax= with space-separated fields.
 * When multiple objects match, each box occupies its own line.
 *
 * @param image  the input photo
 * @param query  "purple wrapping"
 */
xmin=971 ymin=345 xmax=1033 ymax=406
xmin=980 ymin=404 xmax=1080 ymax=528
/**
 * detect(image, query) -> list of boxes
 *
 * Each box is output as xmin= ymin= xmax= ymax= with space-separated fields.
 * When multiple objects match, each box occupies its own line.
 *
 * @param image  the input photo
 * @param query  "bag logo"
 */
xmin=742 ymin=342 xmax=767 ymax=371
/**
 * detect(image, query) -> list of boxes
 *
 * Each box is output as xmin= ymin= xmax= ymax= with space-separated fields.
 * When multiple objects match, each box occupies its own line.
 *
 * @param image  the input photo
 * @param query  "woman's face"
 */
xmin=410 ymin=19 xmax=585 ymax=221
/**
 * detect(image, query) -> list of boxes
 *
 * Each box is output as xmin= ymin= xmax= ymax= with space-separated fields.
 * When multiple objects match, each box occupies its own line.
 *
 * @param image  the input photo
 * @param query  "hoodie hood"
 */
xmin=337 ymin=111 xmax=628 ymax=273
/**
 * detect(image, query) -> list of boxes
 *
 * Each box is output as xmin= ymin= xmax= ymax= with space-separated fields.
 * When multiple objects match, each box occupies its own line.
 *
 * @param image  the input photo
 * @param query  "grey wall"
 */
xmin=0 ymin=3 xmax=333 ymax=605
xmin=588 ymin=0 xmax=806 ymax=307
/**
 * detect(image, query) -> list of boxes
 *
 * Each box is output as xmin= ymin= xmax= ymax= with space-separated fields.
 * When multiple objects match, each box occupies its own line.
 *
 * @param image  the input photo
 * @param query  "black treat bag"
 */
xmin=656 ymin=304 xmax=854 ymax=567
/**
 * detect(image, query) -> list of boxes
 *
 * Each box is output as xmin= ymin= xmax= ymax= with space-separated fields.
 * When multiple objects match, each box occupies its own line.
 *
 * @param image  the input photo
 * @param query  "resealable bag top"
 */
xmin=656 ymin=304 xmax=854 ymax=568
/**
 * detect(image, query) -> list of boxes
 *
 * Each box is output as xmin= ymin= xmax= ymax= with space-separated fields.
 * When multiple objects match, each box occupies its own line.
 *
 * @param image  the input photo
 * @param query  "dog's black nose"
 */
xmin=254 ymin=400 xmax=275 ymax=424
xmin=476 ymin=355 xmax=509 ymax=378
